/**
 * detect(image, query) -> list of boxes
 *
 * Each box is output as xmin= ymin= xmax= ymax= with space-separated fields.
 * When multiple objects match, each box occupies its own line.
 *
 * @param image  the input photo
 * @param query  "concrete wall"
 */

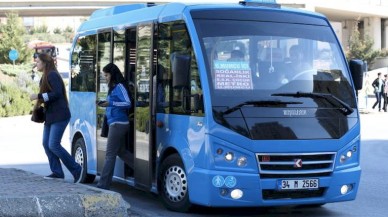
xmin=364 ymin=17 xmax=381 ymax=50
xmin=371 ymin=57 xmax=388 ymax=69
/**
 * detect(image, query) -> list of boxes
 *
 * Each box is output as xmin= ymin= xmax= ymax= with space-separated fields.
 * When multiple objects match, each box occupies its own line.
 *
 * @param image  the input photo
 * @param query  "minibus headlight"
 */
xmin=225 ymin=152 xmax=234 ymax=161
xmin=237 ymin=156 xmax=247 ymax=167
xmin=340 ymin=185 xmax=349 ymax=194
xmin=213 ymin=142 xmax=252 ymax=168
xmin=340 ymin=155 xmax=346 ymax=163
xmin=230 ymin=189 xmax=243 ymax=199
xmin=339 ymin=144 xmax=358 ymax=165
xmin=340 ymin=184 xmax=353 ymax=195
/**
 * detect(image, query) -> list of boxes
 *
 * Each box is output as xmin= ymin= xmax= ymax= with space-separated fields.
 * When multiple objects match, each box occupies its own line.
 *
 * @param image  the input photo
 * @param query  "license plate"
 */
xmin=279 ymin=179 xmax=319 ymax=190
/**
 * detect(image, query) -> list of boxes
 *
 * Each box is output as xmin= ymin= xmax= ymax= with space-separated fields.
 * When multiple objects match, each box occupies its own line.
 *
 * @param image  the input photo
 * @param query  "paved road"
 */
xmin=1 ymin=110 xmax=388 ymax=216
xmin=0 ymin=116 xmax=66 ymax=165
xmin=112 ymin=110 xmax=388 ymax=217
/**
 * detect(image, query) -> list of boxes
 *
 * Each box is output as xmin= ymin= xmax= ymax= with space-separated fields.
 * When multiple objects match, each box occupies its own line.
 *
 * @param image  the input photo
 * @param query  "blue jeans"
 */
xmin=373 ymin=91 xmax=383 ymax=110
xmin=42 ymin=118 xmax=81 ymax=178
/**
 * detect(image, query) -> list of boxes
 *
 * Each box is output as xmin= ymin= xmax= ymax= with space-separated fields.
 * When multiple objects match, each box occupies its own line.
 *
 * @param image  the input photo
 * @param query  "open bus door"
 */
xmin=133 ymin=24 xmax=155 ymax=190
xmin=96 ymin=30 xmax=112 ymax=173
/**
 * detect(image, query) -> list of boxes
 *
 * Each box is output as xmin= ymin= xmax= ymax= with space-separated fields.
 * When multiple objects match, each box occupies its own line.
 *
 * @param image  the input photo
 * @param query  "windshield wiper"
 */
xmin=271 ymin=91 xmax=354 ymax=115
xmin=222 ymin=100 xmax=302 ymax=115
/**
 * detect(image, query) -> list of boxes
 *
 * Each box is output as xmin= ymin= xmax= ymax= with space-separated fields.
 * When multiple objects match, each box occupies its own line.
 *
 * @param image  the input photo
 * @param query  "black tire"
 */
xmin=158 ymin=153 xmax=191 ymax=212
xmin=72 ymin=137 xmax=96 ymax=183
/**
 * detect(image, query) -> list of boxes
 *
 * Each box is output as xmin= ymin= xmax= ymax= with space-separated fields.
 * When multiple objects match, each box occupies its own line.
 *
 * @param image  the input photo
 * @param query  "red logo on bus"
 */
xmin=294 ymin=159 xmax=303 ymax=168
xmin=262 ymin=156 xmax=270 ymax=162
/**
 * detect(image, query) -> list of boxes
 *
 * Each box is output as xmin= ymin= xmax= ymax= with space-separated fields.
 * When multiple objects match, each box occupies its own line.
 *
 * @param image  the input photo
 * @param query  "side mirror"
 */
xmin=349 ymin=59 xmax=364 ymax=91
xmin=171 ymin=53 xmax=194 ymax=113
xmin=171 ymin=53 xmax=191 ymax=88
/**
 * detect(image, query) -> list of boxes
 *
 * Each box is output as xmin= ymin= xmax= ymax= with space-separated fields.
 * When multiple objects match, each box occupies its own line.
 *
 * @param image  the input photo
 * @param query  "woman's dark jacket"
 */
xmin=38 ymin=71 xmax=71 ymax=125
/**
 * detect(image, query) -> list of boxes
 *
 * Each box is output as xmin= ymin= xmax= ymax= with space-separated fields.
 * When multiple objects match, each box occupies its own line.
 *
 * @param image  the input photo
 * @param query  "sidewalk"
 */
xmin=0 ymin=168 xmax=131 ymax=217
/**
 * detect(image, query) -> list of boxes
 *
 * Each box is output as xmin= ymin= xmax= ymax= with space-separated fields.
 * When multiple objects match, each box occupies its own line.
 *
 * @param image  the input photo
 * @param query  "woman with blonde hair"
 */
xmin=30 ymin=53 xmax=83 ymax=183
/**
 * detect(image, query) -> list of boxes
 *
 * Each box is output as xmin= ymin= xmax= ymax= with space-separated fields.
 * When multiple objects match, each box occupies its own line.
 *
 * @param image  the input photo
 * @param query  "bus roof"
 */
xmin=76 ymin=1 xmax=327 ymax=36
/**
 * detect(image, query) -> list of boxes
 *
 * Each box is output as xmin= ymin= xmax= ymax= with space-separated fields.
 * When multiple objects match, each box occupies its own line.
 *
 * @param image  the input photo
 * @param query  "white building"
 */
xmin=277 ymin=0 xmax=388 ymax=69
xmin=1 ymin=0 xmax=387 ymax=67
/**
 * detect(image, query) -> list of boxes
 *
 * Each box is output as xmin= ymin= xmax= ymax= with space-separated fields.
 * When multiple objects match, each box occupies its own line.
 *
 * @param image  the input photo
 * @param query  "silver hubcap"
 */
xmin=163 ymin=166 xmax=187 ymax=202
xmin=75 ymin=146 xmax=84 ymax=166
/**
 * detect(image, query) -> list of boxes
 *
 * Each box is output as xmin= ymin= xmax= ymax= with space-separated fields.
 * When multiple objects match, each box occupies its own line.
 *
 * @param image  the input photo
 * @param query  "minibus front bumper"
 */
xmin=188 ymin=165 xmax=360 ymax=207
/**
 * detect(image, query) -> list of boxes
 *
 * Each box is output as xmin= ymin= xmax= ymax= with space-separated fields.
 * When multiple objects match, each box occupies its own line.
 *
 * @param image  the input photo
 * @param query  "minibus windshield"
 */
xmin=194 ymin=19 xmax=357 ymax=110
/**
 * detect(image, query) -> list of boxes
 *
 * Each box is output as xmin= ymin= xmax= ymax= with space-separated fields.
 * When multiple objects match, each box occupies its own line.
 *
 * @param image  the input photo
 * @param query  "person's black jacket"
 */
xmin=372 ymin=78 xmax=385 ymax=93
xmin=38 ymin=71 xmax=71 ymax=125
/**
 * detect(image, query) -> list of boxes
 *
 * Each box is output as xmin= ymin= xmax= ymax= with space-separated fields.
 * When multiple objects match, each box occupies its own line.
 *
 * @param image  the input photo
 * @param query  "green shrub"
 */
xmin=136 ymin=107 xmax=149 ymax=132
xmin=0 ymin=66 xmax=39 ymax=117
xmin=0 ymin=82 xmax=35 ymax=117
xmin=53 ymin=28 xmax=62 ymax=34
xmin=32 ymin=25 xmax=49 ymax=34
xmin=24 ymin=33 xmax=68 ymax=44
xmin=0 ymin=63 xmax=34 ymax=77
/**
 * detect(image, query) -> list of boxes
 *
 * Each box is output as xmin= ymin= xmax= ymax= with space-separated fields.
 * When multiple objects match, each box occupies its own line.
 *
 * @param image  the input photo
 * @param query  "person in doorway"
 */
xmin=96 ymin=63 xmax=134 ymax=190
xmin=372 ymin=72 xmax=385 ymax=111
xmin=29 ymin=53 xmax=83 ymax=183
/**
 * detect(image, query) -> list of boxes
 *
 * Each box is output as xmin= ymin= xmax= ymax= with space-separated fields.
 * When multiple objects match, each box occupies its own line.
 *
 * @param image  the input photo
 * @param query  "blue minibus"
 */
xmin=69 ymin=0 xmax=364 ymax=212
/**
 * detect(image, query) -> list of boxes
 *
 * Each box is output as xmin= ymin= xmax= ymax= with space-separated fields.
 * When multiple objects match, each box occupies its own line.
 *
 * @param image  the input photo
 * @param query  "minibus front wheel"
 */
xmin=72 ymin=137 xmax=96 ymax=183
xmin=158 ymin=153 xmax=192 ymax=212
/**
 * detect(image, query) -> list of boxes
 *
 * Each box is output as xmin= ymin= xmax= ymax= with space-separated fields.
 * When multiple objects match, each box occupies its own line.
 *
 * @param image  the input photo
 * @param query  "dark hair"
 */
xmin=38 ymin=53 xmax=57 ymax=75
xmin=37 ymin=53 xmax=68 ymax=105
xmin=103 ymin=63 xmax=130 ymax=95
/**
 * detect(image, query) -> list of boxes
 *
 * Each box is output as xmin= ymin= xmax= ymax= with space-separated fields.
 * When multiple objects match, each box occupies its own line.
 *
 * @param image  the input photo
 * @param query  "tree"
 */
xmin=0 ymin=12 xmax=33 ymax=64
xmin=53 ymin=27 xmax=62 ymax=34
xmin=346 ymin=20 xmax=380 ymax=70
xmin=31 ymin=25 xmax=49 ymax=34
xmin=63 ymin=26 xmax=75 ymax=43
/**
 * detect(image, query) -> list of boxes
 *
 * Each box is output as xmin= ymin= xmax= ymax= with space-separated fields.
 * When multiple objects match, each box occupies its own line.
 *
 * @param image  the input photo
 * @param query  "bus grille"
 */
xmin=262 ymin=188 xmax=325 ymax=200
xmin=256 ymin=152 xmax=336 ymax=179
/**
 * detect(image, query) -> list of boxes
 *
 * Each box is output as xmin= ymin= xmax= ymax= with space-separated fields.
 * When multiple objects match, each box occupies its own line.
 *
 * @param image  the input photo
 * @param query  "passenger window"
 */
xmin=157 ymin=21 xmax=204 ymax=116
xmin=70 ymin=35 xmax=96 ymax=92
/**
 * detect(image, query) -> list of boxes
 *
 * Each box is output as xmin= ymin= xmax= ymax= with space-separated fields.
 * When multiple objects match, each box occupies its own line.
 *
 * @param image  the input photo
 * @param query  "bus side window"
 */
xmin=157 ymin=21 xmax=204 ymax=116
xmin=154 ymin=64 xmax=167 ymax=113
xmin=70 ymin=35 xmax=97 ymax=92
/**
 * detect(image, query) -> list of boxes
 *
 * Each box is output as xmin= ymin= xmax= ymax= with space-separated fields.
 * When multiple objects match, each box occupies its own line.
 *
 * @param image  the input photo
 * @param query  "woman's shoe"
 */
xmin=44 ymin=173 xmax=64 ymax=179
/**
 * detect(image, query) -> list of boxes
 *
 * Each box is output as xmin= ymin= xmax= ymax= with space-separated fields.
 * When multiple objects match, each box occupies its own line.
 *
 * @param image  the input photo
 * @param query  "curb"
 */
xmin=0 ymin=194 xmax=130 ymax=217
xmin=0 ymin=168 xmax=130 ymax=217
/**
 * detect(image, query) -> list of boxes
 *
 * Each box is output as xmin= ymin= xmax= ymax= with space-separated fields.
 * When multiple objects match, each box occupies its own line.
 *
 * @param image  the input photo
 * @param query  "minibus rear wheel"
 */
xmin=72 ymin=137 xmax=96 ymax=183
xmin=158 ymin=153 xmax=191 ymax=212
